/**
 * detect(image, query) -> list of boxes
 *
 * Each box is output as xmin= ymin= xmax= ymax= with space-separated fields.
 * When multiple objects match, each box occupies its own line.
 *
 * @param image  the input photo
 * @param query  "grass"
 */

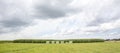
xmin=0 ymin=42 xmax=120 ymax=53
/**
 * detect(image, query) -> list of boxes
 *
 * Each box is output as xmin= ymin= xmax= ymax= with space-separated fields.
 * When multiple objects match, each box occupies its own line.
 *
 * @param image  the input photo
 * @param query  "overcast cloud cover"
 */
xmin=0 ymin=0 xmax=120 ymax=40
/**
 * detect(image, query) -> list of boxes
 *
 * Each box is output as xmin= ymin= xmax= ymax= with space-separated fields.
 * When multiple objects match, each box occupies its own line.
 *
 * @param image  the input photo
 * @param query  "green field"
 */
xmin=0 ymin=42 xmax=120 ymax=53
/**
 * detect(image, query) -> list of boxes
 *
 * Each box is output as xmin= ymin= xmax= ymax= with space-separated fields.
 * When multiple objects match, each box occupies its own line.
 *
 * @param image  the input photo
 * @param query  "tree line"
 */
xmin=0 ymin=39 xmax=105 ymax=43
xmin=106 ymin=38 xmax=120 ymax=41
xmin=13 ymin=39 xmax=104 ymax=43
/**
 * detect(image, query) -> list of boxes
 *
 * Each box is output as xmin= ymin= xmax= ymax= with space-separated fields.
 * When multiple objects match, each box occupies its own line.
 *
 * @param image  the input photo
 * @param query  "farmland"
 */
xmin=0 ymin=42 xmax=120 ymax=53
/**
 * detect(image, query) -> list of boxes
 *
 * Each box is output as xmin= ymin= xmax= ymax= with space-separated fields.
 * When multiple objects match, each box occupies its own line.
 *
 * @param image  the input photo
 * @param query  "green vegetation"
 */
xmin=72 ymin=39 xmax=104 ymax=43
xmin=0 ymin=42 xmax=120 ymax=53
xmin=13 ymin=39 xmax=104 ymax=43
xmin=0 ymin=40 xmax=13 ymax=43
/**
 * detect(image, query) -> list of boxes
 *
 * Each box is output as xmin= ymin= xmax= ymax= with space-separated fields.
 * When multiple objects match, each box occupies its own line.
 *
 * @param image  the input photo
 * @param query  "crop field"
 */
xmin=0 ymin=42 xmax=120 ymax=53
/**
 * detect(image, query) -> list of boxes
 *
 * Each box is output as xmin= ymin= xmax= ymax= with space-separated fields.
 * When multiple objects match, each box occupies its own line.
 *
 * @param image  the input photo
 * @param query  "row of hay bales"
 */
xmin=13 ymin=39 xmax=104 ymax=43
xmin=46 ymin=41 xmax=73 ymax=44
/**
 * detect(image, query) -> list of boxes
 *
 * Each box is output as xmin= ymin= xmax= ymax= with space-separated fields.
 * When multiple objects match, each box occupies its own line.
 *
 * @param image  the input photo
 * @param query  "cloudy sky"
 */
xmin=0 ymin=0 xmax=120 ymax=40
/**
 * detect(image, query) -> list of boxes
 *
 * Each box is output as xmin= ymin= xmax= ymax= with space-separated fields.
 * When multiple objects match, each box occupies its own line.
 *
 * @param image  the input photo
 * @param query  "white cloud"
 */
xmin=0 ymin=0 xmax=120 ymax=40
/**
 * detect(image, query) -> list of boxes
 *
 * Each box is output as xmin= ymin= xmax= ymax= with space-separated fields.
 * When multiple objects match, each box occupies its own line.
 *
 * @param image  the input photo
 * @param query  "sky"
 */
xmin=0 ymin=0 xmax=120 ymax=40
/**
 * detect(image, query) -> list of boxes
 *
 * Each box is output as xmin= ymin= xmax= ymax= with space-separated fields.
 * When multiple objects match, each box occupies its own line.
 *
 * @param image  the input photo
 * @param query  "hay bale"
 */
xmin=60 ymin=41 xmax=64 ymax=44
xmin=69 ymin=41 xmax=73 ymax=43
xmin=56 ymin=41 xmax=59 ymax=44
xmin=51 ymin=41 xmax=55 ymax=44
xmin=46 ymin=41 xmax=50 ymax=44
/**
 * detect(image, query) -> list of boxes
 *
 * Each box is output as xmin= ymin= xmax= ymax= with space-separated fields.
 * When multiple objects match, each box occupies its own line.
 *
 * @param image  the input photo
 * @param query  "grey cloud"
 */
xmin=34 ymin=0 xmax=78 ymax=19
xmin=114 ymin=0 xmax=120 ymax=5
xmin=88 ymin=16 xmax=120 ymax=26
xmin=35 ymin=5 xmax=66 ymax=18
xmin=103 ymin=27 xmax=120 ymax=33
xmin=102 ymin=27 xmax=120 ymax=39
xmin=0 ymin=0 xmax=32 ymax=34
xmin=87 ymin=2 xmax=120 ymax=26
xmin=0 ymin=18 xmax=31 ymax=34
xmin=0 ymin=18 xmax=29 ymax=28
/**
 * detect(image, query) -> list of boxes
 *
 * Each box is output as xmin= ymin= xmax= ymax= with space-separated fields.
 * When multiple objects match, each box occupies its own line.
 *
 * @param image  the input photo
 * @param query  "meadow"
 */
xmin=0 ymin=42 xmax=120 ymax=53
